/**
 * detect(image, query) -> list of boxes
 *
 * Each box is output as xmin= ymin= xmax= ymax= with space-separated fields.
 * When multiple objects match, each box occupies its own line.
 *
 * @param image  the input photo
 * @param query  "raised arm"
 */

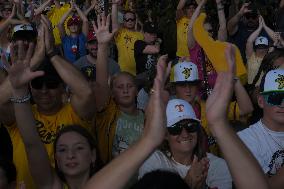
xmin=216 ymin=0 xmax=227 ymax=41
xmin=176 ymin=0 xmax=187 ymax=20
xmin=227 ymin=3 xmax=250 ymax=36
xmin=206 ymin=44 xmax=269 ymax=189
xmin=74 ymin=3 xmax=89 ymax=36
xmin=234 ymin=78 xmax=254 ymax=117
xmin=245 ymin=16 xmax=263 ymax=58
xmin=92 ymin=15 xmax=116 ymax=111
xmin=85 ymin=55 xmax=171 ymax=189
xmin=261 ymin=16 xmax=277 ymax=43
xmin=42 ymin=15 xmax=96 ymax=120
xmin=187 ymin=0 xmax=206 ymax=49
xmin=57 ymin=7 xmax=73 ymax=39
xmin=111 ymin=0 xmax=120 ymax=33
xmin=84 ymin=0 xmax=97 ymax=16
xmin=3 ymin=39 xmax=59 ymax=189
xmin=34 ymin=0 xmax=53 ymax=16
xmin=0 ymin=4 xmax=26 ymax=33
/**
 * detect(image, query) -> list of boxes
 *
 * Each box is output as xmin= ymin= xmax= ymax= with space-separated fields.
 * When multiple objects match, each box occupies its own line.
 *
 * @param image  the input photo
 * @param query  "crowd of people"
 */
xmin=0 ymin=0 xmax=283 ymax=189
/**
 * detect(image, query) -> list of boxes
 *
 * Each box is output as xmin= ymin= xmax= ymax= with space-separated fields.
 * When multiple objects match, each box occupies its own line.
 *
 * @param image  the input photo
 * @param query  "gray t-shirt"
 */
xmin=74 ymin=55 xmax=120 ymax=77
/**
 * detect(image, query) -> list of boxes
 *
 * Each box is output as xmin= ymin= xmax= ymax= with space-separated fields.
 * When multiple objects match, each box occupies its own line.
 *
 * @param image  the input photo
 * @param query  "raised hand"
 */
xmin=92 ymin=15 xmax=117 ymax=44
xmin=40 ymin=15 xmax=55 ymax=55
xmin=239 ymin=3 xmax=251 ymax=16
xmin=143 ymin=54 xmax=171 ymax=148
xmin=185 ymin=155 xmax=209 ymax=189
xmin=206 ymin=44 xmax=236 ymax=126
xmin=2 ymin=41 xmax=44 ymax=91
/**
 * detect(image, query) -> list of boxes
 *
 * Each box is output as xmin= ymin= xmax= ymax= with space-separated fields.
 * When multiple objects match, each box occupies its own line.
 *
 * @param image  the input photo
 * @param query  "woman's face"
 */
xmin=55 ymin=131 xmax=96 ymax=178
xmin=167 ymin=128 xmax=198 ymax=156
xmin=112 ymin=74 xmax=137 ymax=107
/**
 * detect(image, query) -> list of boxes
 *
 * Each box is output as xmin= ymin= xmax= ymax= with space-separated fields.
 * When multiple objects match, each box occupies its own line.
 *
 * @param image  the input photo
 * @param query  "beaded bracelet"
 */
xmin=10 ymin=93 xmax=31 ymax=103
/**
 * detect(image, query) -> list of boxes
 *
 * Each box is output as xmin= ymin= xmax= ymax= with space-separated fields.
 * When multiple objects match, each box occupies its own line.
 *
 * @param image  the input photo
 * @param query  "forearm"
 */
xmin=0 ymin=19 xmax=12 ymax=33
xmin=96 ymin=43 xmax=110 ymax=110
xmin=210 ymin=121 xmax=269 ymax=189
xmin=34 ymin=0 xmax=52 ymax=15
xmin=85 ymin=137 xmax=156 ymax=189
xmin=263 ymin=25 xmax=277 ymax=42
xmin=234 ymin=80 xmax=253 ymax=116
xmin=50 ymin=55 xmax=92 ymax=99
xmin=13 ymin=89 xmax=54 ymax=187
xmin=227 ymin=12 xmax=242 ymax=35
xmin=112 ymin=3 xmax=119 ymax=32
xmin=217 ymin=3 xmax=227 ymax=41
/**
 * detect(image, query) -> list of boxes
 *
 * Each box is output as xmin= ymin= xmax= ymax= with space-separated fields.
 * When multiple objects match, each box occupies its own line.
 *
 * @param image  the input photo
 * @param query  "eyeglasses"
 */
xmin=31 ymin=78 xmax=60 ymax=90
xmin=263 ymin=93 xmax=284 ymax=106
xmin=167 ymin=120 xmax=200 ymax=135
xmin=245 ymin=14 xmax=258 ymax=20
xmin=124 ymin=18 xmax=135 ymax=22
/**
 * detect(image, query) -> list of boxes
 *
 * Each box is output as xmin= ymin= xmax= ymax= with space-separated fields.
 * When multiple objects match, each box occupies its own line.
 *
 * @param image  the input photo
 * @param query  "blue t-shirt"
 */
xmin=62 ymin=33 xmax=87 ymax=63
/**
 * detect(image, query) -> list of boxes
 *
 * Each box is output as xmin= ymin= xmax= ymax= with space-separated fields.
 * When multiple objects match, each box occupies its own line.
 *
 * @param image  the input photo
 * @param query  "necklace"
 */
xmin=260 ymin=120 xmax=284 ymax=151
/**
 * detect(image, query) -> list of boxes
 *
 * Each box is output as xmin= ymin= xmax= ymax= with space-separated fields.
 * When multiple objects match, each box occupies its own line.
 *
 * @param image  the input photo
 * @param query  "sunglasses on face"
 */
xmin=167 ymin=120 xmax=200 ymax=135
xmin=263 ymin=93 xmax=284 ymax=106
xmin=31 ymin=78 xmax=60 ymax=90
xmin=124 ymin=18 xmax=135 ymax=22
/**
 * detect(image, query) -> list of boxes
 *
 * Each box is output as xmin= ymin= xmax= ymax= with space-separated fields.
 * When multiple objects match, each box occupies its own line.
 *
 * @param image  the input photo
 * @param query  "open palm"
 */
xmin=2 ymin=42 xmax=44 ymax=90
xmin=92 ymin=15 xmax=117 ymax=44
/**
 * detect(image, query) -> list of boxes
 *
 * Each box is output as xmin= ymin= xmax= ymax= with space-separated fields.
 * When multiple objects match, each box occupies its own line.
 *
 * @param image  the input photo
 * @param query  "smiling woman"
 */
xmin=138 ymin=99 xmax=232 ymax=189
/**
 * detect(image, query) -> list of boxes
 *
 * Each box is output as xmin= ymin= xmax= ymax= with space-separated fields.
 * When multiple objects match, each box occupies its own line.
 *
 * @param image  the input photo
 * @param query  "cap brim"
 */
xmin=173 ymin=80 xmax=201 ymax=85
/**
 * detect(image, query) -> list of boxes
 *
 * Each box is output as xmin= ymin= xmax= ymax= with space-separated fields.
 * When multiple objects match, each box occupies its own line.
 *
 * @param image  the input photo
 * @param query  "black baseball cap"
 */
xmin=143 ymin=22 xmax=158 ymax=34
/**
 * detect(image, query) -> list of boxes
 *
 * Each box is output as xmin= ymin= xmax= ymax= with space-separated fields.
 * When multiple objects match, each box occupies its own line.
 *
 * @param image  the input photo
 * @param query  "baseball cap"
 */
xmin=170 ymin=61 xmax=200 ymax=84
xmin=80 ymin=65 xmax=96 ymax=81
xmin=67 ymin=16 xmax=81 ymax=26
xmin=87 ymin=31 xmax=97 ymax=42
xmin=166 ymin=99 xmax=200 ymax=127
xmin=260 ymin=68 xmax=284 ymax=94
xmin=143 ymin=22 xmax=158 ymax=34
xmin=255 ymin=36 xmax=269 ymax=49
xmin=12 ymin=24 xmax=37 ymax=42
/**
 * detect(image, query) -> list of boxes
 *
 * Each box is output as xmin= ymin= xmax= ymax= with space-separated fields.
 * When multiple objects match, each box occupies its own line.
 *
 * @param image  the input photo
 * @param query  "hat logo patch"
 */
xmin=182 ymin=67 xmax=192 ymax=79
xmin=86 ymin=67 xmax=93 ymax=77
xmin=275 ymin=74 xmax=284 ymax=89
xmin=21 ymin=25 xmax=27 ymax=30
xmin=175 ymin=104 xmax=184 ymax=112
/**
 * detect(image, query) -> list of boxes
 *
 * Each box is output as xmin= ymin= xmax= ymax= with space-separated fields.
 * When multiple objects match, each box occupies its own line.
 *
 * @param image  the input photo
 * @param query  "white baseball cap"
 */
xmin=170 ymin=61 xmax=199 ymax=83
xmin=166 ymin=99 xmax=200 ymax=127
xmin=255 ymin=36 xmax=269 ymax=48
xmin=260 ymin=69 xmax=284 ymax=94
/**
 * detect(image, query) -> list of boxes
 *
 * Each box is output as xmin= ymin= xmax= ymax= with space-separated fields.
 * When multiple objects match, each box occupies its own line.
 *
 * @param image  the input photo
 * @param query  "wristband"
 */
xmin=47 ymin=50 xmax=58 ymax=59
xmin=10 ymin=93 xmax=31 ymax=103
xmin=217 ymin=7 xmax=224 ymax=11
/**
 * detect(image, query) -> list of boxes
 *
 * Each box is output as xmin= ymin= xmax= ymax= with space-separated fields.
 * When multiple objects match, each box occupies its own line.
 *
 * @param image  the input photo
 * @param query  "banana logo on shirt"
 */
xmin=275 ymin=74 xmax=284 ymax=89
xmin=182 ymin=67 xmax=192 ymax=79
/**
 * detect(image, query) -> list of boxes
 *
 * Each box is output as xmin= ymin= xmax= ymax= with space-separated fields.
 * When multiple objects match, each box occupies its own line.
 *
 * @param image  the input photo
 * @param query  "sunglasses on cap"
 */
xmin=167 ymin=120 xmax=200 ymax=135
xmin=31 ymin=78 xmax=61 ymax=90
xmin=263 ymin=93 xmax=284 ymax=106
xmin=124 ymin=18 xmax=135 ymax=22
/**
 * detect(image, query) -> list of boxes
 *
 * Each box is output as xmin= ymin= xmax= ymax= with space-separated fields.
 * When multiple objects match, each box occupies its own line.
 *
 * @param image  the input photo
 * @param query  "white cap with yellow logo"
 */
xmin=170 ymin=61 xmax=199 ymax=83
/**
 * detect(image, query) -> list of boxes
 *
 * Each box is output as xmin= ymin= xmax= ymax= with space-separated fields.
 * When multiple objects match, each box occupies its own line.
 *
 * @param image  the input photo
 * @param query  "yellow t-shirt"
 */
xmin=115 ymin=28 xmax=143 ymax=75
xmin=95 ymin=98 xmax=120 ymax=164
xmin=48 ymin=4 xmax=71 ymax=45
xmin=6 ymin=103 xmax=92 ymax=189
xmin=176 ymin=16 xmax=190 ymax=58
xmin=200 ymin=100 xmax=240 ymax=156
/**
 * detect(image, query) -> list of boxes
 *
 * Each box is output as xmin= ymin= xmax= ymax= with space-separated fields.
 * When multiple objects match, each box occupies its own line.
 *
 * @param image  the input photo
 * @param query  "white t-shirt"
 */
xmin=139 ymin=150 xmax=232 ymax=189
xmin=238 ymin=120 xmax=284 ymax=176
